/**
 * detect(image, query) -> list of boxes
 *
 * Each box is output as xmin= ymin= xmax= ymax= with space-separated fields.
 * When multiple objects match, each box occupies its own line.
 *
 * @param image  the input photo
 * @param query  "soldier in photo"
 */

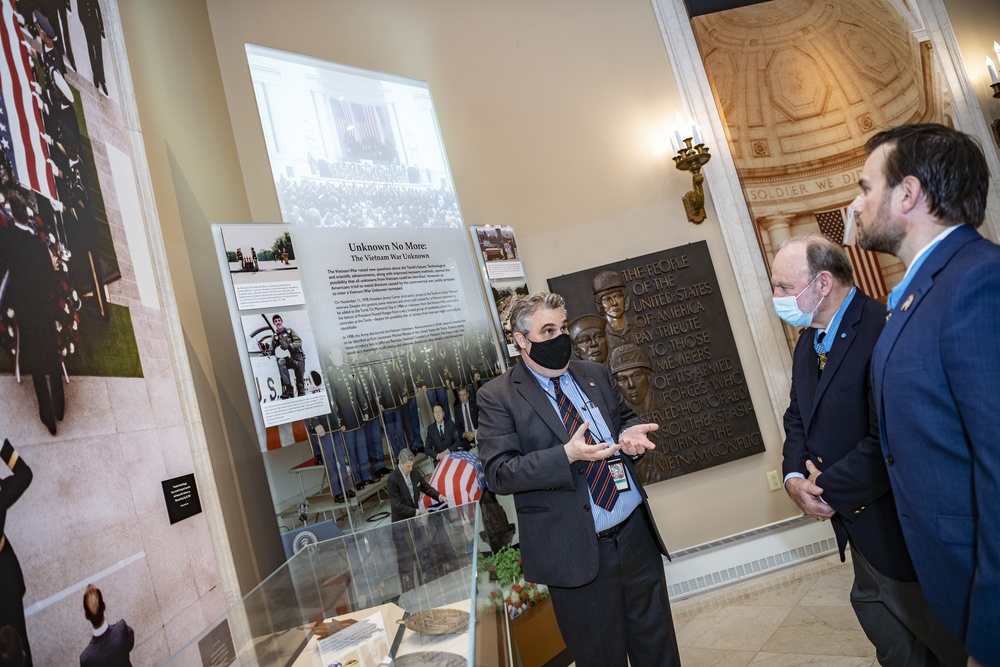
xmin=271 ymin=314 xmax=306 ymax=398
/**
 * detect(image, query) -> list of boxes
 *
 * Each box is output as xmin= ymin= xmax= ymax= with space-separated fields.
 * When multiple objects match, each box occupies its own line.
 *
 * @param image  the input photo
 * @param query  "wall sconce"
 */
xmin=989 ymin=42 xmax=1000 ymax=97
xmin=670 ymin=114 xmax=712 ymax=224
xmin=988 ymin=42 xmax=1000 ymax=148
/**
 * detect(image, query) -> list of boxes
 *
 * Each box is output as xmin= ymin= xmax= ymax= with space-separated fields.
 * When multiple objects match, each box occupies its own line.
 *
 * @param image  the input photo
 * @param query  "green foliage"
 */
xmin=480 ymin=546 xmax=522 ymax=587
xmin=271 ymin=232 xmax=294 ymax=260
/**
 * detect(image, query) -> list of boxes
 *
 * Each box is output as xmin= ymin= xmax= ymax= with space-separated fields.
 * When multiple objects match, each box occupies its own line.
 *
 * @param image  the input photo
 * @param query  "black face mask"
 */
xmin=525 ymin=333 xmax=573 ymax=370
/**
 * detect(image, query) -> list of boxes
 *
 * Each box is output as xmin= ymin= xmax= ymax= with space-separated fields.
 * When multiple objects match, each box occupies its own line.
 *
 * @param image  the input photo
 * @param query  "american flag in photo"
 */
xmin=422 ymin=450 xmax=486 ymax=510
xmin=0 ymin=0 xmax=57 ymax=201
xmin=265 ymin=420 xmax=309 ymax=451
xmin=815 ymin=208 xmax=887 ymax=300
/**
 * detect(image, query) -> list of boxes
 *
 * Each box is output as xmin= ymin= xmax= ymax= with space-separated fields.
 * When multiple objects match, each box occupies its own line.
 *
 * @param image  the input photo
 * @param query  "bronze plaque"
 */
xmin=548 ymin=241 xmax=764 ymax=485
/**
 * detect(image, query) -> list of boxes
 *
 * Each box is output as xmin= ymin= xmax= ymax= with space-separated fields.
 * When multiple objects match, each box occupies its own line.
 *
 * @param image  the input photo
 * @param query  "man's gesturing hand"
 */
xmin=564 ymin=421 xmax=620 ymax=463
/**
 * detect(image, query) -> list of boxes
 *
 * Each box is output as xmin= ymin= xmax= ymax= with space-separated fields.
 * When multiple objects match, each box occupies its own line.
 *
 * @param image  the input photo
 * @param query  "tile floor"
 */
xmin=670 ymin=553 xmax=877 ymax=666
xmin=344 ymin=474 xmax=877 ymax=667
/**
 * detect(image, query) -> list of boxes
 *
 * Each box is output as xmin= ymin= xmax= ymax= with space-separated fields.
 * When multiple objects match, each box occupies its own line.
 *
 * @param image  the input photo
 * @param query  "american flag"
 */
xmin=815 ymin=208 xmax=887 ymax=301
xmin=0 ymin=0 xmax=57 ymax=201
xmin=422 ymin=450 xmax=486 ymax=509
xmin=265 ymin=420 xmax=309 ymax=451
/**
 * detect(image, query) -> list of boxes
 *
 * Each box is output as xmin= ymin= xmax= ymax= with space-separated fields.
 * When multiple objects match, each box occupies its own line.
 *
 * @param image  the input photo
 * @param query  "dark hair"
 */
xmin=83 ymin=584 xmax=106 ymax=627
xmin=0 ymin=626 xmax=24 ymax=667
xmin=271 ymin=314 xmax=283 ymax=323
xmin=865 ymin=123 xmax=988 ymax=228
xmin=778 ymin=234 xmax=854 ymax=287
xmin=6 ymin=192 xmax=28 ymax=225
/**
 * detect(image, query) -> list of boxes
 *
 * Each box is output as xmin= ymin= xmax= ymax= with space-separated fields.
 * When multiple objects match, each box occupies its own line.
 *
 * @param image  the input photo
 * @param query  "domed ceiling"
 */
xmin=692 ymin=0 xmax=948 ymax=217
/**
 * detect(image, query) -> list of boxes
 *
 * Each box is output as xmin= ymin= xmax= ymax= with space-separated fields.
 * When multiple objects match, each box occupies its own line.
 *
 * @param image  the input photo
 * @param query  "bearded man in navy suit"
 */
xmin=851 ymin=123 xmax=1000 ymax=667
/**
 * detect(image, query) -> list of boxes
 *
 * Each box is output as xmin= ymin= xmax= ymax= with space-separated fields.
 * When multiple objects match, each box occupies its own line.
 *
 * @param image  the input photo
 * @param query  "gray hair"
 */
xmin=398 ymin=448 xmax=415 ymax=463
xmin=777 ymin=234 xmax=854 ymax=287
xmin=509 ymin=291 xmax=566 ymax=336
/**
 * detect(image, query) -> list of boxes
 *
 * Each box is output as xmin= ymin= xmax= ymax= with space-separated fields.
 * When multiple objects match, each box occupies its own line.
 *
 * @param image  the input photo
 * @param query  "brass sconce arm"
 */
xmin=673 ymin=138 xmax=712 ymax=224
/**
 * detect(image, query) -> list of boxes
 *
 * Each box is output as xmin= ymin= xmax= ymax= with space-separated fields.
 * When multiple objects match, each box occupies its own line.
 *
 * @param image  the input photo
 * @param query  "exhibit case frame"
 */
xmin=164 ymin=503 xmax=514 ymax=666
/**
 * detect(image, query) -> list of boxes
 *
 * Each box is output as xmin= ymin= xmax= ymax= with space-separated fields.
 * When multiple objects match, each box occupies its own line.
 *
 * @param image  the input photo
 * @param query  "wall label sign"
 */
xmin=162 ymin=473 xmax=203 ymax=525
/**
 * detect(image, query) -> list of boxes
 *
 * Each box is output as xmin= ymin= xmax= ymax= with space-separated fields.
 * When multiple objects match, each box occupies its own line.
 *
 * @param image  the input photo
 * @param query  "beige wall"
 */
xmin=117 ymin=0 xmax=1000 ymax=596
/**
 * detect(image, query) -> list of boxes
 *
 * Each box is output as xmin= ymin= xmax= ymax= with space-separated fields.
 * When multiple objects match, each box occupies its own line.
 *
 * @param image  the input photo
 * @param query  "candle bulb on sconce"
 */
xmin=990 ymin=42 xmax=1000 ymax=98
xmin=670 ymin=113 xmax=712 ymax=224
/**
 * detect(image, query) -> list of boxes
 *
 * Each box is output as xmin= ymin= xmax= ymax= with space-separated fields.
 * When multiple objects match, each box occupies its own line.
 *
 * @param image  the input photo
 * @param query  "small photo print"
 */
xmin=240 ymin=309 xmax=330 ymax=426
xmin=222 ymin=224 xmax=304 ymax=310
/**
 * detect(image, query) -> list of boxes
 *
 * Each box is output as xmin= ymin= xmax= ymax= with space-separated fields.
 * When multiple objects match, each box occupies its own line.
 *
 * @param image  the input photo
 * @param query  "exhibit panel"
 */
xmin=163 ymin=504 xmax=518 ymax=667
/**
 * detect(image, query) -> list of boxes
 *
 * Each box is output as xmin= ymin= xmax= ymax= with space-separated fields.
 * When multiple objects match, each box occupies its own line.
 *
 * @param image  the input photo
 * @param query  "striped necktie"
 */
xmin=552 ymin=377 xmax=618 ymax=510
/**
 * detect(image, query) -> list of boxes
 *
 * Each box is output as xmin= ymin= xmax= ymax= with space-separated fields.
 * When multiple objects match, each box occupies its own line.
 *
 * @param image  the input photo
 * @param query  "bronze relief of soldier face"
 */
xmin=572 ymin=327 xmax=608 ymax=363
xmin=615 ymin=367 xmax=650 ymax=407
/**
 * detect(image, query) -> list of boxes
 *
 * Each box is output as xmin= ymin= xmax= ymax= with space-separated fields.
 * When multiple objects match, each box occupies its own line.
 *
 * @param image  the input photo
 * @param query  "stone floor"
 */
xmin=669 ymin=552 xmax=875 ymax=667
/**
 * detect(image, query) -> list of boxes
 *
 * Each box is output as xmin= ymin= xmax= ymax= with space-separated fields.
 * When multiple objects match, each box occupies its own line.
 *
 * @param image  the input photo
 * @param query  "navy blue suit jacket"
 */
xmin=872 ymin=224 xmax=1000 ymax=665
xmin=782 ymin=291 xmax=916 ymax=581
xmin=80 ymin=620 xmax=134 ymax=667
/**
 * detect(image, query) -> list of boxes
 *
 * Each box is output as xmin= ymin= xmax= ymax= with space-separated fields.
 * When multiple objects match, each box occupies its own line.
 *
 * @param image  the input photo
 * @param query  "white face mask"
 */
xmin=772 ymin=273 xmax=823 ymax=328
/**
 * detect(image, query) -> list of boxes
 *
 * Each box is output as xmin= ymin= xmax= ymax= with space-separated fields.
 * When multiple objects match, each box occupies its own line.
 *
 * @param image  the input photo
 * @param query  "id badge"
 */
xmin=606 ymin=455 xmax=631 ymax=492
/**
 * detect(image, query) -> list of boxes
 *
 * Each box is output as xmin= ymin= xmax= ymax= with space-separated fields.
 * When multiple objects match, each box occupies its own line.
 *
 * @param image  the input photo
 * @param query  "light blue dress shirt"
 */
xmin=526 ymin=365 xmax=642 ymax=532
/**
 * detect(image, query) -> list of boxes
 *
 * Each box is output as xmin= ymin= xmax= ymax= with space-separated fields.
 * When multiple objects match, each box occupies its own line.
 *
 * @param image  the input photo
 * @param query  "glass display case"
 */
xmin=164 ymin=504 xmax=513 ymax=666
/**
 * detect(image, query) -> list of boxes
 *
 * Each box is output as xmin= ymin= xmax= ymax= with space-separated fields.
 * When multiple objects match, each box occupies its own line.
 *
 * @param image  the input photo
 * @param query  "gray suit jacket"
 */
xmin=478 ymin=360 xmax=667 ymax=587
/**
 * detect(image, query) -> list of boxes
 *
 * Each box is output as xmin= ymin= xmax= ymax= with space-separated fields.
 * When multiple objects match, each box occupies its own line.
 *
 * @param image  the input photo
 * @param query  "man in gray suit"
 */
xmin=478 ymin=291 xmax=680 ymax=667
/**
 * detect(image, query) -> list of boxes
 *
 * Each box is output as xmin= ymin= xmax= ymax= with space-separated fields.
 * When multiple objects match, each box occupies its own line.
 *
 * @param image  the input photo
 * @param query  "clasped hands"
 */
xmin=785 ymin=460 xmax=835 ymax=520
xmin=564 ymin=421 xmax=658 ymax=463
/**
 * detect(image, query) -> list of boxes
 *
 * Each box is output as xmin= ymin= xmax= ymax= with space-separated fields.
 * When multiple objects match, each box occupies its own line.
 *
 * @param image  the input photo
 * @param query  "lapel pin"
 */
xmin=589 ymin=381 xmax=596 ymax=387
xmin=840 ymin=333 xmax=846 ymax=339
xmin=901 ymin=294 xmax=914 ymax=311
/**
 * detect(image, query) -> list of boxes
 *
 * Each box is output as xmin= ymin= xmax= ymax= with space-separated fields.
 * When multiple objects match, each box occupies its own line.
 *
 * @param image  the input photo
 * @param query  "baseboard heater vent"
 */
xmin=664 ymin=514 xmax=838 ymax=601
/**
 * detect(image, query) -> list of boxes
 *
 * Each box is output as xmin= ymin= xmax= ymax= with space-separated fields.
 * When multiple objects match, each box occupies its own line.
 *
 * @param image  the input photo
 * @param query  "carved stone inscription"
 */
xmin=548 ymin=241 xmax=764 ymax=485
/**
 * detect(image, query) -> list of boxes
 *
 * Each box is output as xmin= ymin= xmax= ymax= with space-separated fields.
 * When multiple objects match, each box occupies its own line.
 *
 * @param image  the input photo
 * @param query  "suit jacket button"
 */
xmin=583 ymin=505 xmax=590 ymax=512
xmin=885 ymin=455 xmax=894 ymax=465
xmin=817 ymin=457 xmax=824 ymax=463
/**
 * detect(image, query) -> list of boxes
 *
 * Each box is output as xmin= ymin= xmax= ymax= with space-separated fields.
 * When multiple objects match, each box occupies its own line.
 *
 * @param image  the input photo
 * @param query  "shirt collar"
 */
xmin=93 ymin=621 xmax=109 ymax=637
xmin=524 ymin=363 xmax=567 ymax=391
xmin=903 ymin=224 xmax=961 ymax=281
xmin=816 ymin=286 xmax=855 ymax=336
